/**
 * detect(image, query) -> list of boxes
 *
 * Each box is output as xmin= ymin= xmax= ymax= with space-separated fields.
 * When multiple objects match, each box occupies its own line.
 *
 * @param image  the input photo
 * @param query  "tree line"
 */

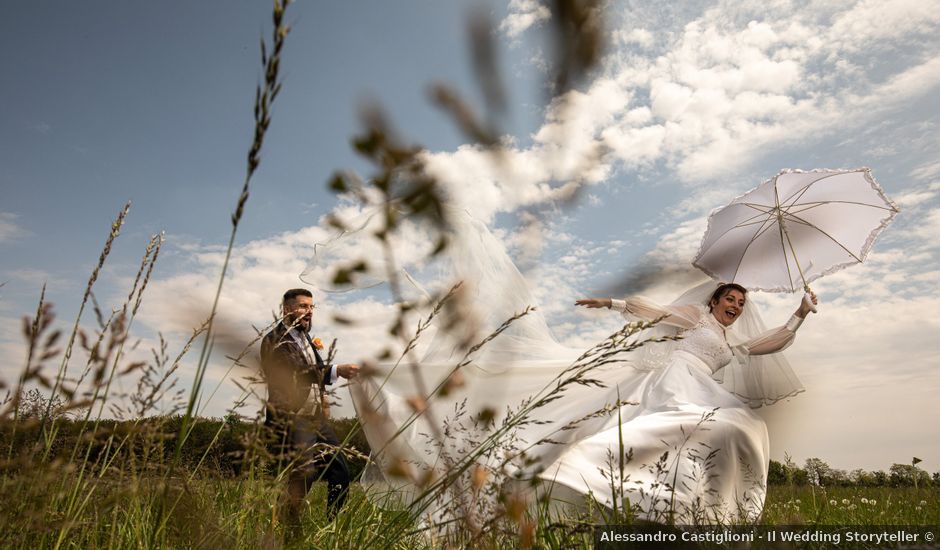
xmin=768 ymin=455 xmax=937 ymax=487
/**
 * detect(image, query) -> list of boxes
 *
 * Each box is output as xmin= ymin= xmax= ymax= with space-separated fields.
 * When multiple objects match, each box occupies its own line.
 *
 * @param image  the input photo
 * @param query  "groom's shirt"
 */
xmin=288 ymin=327 xmax=338 ymax=384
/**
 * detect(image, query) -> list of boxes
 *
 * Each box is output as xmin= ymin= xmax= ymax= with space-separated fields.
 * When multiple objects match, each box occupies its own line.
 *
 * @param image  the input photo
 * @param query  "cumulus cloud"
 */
xmin=420 ymin=140 xmax=603 ymax=223
xmin=424 ymin=0 xmax=940 ymax=225
xmin=140 ymin=205 xmax=433 ymax=349
xmin=126 ymin=208 xmax=450 ymax=418
xmin=500 ymin=0 xmax=551 ymax=39
xmin=911 ymin=160 xmax=940 ymax=182
xmin=0 ymin=213 xmax=28 ymax=244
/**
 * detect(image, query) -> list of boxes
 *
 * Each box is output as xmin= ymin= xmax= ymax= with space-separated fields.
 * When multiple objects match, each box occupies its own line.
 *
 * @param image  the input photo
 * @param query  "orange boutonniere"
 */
xmin=311 ymin=337 xmax=324 ymax=350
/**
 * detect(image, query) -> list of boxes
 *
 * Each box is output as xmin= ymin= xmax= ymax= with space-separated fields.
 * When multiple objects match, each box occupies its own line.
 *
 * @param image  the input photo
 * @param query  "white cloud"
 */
xmin=412 ymin=0 xmax=940 ymax=255
xmin=31 ymin=121 xmax=51 ymax=135
xmin=420 ymin=141 xmax=601 ymax=223
xmin=0 ymin=213 xmax=28 ymax=244
xmin=614 ymin=28 xmax=655 ymax=49
xmin=911 ymin=161 xmax=940 ymax=182
xmin=826 ymin=0 xmax=940 ymax=54
xmin=541 ymin=0 xmax=939 ymax=183
xmin=907 ymin=208 xmax=940 ymax=245
xmin=414 ymin=0 xmax=940 ymax=235
xmin=500 ymin=0 xmax=551 ymax=40
xmin=752 ymin=238 xmax=940 ymax=470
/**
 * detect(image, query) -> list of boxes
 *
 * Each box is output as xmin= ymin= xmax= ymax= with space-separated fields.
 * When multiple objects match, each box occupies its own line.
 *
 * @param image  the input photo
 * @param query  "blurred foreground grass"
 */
xmin=1 ymin=473 xmax=936 ymax=549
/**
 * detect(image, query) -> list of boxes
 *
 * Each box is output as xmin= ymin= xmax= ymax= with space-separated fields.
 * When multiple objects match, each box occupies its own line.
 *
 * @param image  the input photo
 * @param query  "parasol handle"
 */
xmin=802 ymin=286 xmax=818 ymax=314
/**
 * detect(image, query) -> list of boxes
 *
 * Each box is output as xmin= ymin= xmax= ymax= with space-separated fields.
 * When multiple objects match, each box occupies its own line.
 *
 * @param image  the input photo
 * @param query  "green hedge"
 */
xmin=0 ymin=415 xmax=371 ymax=481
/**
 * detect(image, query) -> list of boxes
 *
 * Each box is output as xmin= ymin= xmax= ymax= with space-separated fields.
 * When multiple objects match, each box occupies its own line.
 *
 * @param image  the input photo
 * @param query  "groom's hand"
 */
xmin=337 ymin=363 xmax=360 ymax=379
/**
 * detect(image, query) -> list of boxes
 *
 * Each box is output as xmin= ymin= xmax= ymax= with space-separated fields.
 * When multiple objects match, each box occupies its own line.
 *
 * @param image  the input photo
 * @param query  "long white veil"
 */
xmin=303 ymin=207 xmax=803 ymax=509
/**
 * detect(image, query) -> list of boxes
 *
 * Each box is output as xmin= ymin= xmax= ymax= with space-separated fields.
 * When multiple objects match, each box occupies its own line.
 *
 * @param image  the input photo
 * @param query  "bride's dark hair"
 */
xmin=708 ymin=282 xmax=748 ymax=311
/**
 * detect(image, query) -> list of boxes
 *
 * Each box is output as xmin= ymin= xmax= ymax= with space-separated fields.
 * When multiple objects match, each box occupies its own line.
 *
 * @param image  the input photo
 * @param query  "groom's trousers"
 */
xmin=266 ymin=411 xmax=350 ymax=519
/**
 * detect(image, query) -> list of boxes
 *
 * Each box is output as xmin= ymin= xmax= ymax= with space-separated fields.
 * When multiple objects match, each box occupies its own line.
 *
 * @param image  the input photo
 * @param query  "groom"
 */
xmin=261 ymin=288 xmax=359 ymax=525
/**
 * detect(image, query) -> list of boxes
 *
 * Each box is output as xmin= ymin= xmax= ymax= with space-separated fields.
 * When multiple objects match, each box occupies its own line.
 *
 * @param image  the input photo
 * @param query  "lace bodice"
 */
xmin=673 ymin=307 xmax=733 ymax=372
xmin=610 ymin=296 xmax=805 ymax=373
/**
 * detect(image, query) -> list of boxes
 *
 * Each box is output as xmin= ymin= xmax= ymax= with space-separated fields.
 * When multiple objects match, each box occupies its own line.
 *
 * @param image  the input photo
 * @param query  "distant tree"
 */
xmin=768 ymin=460 xmax=787 ymax=485
xmin=783 ymin=453 xmax=808 ymax=485
xmin=791 ymin=467 xmax=809 ymax=486
xmin=889 ymin=463 xmax=930 ymax=487
xmin=932 ymin=471 xmax=940 ymax=487
xmin=872 ymin=470 xmax=888 ymax=486
xmin=829 ymin=468 xmax=849 ymax=486
xmin=850 ymin=468 xmax=874 ymax=486
xmin=804 ymin=457 xmax=832 ymax=486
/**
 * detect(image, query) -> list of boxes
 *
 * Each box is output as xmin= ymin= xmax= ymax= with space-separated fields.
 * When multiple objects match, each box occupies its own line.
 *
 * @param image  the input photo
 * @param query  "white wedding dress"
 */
xmin=540 ymin=296 xmax=805 ymax=524
xmin=307 ymin=209 xmax=805 ymax=525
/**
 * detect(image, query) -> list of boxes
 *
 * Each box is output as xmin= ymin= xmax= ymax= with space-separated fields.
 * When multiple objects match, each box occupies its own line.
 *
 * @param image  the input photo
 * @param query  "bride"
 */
xmin=317 ymin=210 xmax=816 ymax=525
xmin=560 ymin=285 xmax=816 ymax=523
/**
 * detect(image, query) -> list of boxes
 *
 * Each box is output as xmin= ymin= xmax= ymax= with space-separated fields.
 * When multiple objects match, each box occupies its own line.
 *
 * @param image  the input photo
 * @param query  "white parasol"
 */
xmin=693 ymin=168 xmax=899 ymax=296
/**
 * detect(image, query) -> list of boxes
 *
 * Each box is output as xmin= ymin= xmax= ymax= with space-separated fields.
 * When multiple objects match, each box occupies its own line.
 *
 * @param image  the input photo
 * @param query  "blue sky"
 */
xmin=2 ymin=0 xmax=939 ymax=473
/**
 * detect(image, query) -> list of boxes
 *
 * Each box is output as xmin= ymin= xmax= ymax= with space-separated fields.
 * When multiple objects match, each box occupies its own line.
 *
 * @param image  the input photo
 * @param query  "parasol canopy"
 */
xmin=693 ymin=168 xmax=899 ymax=293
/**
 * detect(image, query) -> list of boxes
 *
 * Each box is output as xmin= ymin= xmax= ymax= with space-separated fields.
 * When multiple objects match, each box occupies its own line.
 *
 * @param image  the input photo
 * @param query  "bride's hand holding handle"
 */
xmin=796 ymin=289 xmax=818 ymax=317
xmin=575 ymin=298 xmax=611 ymax=309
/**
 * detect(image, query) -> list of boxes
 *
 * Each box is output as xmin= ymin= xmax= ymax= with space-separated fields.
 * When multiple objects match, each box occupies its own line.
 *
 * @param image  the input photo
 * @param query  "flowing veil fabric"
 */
xmin=303 ymin=207 xmax=803 ymax=515
xmin=304 ymin=209 xmax=592 ymax=507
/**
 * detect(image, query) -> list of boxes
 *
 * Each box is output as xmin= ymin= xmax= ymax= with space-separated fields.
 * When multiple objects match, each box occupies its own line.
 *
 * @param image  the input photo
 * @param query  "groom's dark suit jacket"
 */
xmin=260 ymin=321 xmax=332 ymax=426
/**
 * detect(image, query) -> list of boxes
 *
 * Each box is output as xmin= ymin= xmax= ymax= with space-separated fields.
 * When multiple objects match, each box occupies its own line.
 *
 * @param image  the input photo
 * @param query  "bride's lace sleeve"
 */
xmin=734 ymin=315 xmax=805 ymax=356
xmin=609 ymin=296 xmax=702 ymax=329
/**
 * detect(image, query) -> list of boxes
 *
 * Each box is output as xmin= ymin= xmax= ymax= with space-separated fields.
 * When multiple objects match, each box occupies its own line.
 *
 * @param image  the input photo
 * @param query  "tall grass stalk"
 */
xmin=43 ymin=234 xmax=166 ymax=547
xmin=148 ymin=1 xmax=294 ymax=544
xmin=40 ymin=202 xmax=130 ymax=449
xmin=172 ymin=0 xmax=292 ymax=466
xmin=5 ymin=285 xmax=49 ymax=462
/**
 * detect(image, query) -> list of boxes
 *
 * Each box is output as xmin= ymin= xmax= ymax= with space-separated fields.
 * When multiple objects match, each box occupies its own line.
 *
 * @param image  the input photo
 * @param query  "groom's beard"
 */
xmin=288 ymin=314 xmax=312 ymax=332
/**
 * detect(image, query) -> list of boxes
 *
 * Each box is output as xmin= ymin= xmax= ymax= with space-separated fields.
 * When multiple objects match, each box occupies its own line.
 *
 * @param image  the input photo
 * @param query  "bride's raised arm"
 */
xmin=736 ymin=291 xmax=818 ymax=356
xmin=575 ymin=296 xmax=703 ymax=329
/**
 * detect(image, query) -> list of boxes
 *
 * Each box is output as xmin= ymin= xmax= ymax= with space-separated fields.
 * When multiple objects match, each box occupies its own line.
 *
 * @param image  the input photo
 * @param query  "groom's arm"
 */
xmin=313 ymin=347 xmax=360 ymax=383
xmin=323 ymin=364 xmax=338 ymax=385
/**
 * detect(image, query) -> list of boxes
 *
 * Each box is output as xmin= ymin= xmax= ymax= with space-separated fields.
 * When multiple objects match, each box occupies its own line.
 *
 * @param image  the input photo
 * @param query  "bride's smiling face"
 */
xmin=711 ymin=289 xmax=746 ymax=327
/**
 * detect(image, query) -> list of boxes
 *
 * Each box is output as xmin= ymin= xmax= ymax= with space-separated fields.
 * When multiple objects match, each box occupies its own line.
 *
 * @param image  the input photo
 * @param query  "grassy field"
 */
xmin=1 ymin=473 xmax=936 ymax=549
xmin=762 ymin=485 xmax=939 ymax=525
